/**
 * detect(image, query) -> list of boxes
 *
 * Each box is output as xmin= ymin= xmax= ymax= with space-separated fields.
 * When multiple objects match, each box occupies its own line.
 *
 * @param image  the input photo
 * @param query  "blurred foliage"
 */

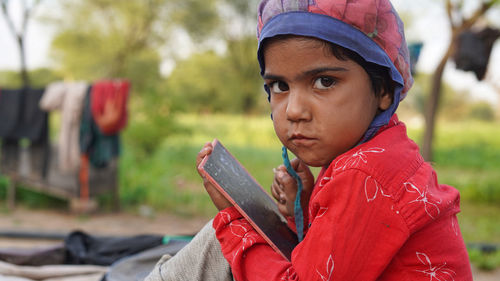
xmin=0 ymin=68 xmax=62 ymax=88
xmin=123 ymin=84 xmax=186 ymax=156
xmin=168 ymin=0 xmax=220 ymax=41
xmin=166 ymin=36 xmax=266 ymax=114
xmin=47 ymin=0 xmax=165 ymax=88
xmin=468 ymin=101 xmax=496 ymax=121
xmin=0 ymin=175 xmax=7 ymax=200
xmin=404 ymin=73 xmax=496 ymax=123
xmin=430 ymin=121 xmax=500 ymax=204
xmin=119 ymin=113 xmax=282 ymax=216
xmin=468 ymin=248 xmax=500 ymax=271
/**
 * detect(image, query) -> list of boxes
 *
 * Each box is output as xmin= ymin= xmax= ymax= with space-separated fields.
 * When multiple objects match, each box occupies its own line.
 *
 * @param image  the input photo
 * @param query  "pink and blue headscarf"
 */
xmin=257 ymin=0 xmax=413 ymax=141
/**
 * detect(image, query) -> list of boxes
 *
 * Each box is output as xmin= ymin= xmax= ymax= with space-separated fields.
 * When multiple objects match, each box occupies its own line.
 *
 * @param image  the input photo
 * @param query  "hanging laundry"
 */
xmin=408 ymin=42 xmax=423 ymax=75
xmin=0 ymin=88 xmax=49 ymax=178
xmin=0 ymin=88 xmax=48 ymax=141
xmin=80 ymin=86 xmax=121 ymax=169
xmin=0 ymin=88 xmax=22 ymax=137
xmin=91 ymin=80 xmax=130 ymax=135
xmin=39 ymin=81 xmax=88 ymax=173
xmin=453 ymin=27 xmax=500 ymax=80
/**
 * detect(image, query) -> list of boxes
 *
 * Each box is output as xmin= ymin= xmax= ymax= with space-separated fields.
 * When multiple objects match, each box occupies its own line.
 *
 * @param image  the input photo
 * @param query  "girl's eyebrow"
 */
xmin=263 ymin=67 xmax=348 ymax=81
xmin=262 ymin=73 xmax=284 ymax=81
xmin=303 ymin=66 xmax=348 ymax=77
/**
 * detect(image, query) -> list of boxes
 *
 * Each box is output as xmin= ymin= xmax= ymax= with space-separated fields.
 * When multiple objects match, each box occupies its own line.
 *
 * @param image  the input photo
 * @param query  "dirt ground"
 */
xmin=1 ymin=207 xmax=499 ymax=280
xmin=0 ymin=207 xmax=211 ymax=248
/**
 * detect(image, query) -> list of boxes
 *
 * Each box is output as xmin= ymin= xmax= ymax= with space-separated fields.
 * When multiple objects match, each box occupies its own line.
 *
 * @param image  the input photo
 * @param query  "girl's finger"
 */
xmin=271 ymin=180 xmax=286 ymax=204
xmin=271 ymin=182 xmax=280 ymax=200
xmin=196 ymin=142 xmax=213 ymax=166
xmin=277 ymin=202 xmax=290 ymax=217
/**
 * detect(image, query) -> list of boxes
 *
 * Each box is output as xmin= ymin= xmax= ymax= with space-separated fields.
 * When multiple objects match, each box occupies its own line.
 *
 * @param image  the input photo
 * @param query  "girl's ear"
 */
xmin=378 ymin=90 xmax=393 ymax=111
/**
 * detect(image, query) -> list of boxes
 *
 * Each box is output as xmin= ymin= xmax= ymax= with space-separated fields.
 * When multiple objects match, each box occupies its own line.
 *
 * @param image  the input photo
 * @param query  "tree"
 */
xmin=47 ymin=0 xmax=220 ymax=85
xmin=165 ymin=35 xmax=264 ymax=114
xmin=422 ymin=0 xmax=499 ymax=161
xmin=224 ymin=36 xmax=264 ymax=113
xmin=48 ymin=0 xmax=163 ymax=84
xmin=1 ymin=0 xmax=42 ymax=88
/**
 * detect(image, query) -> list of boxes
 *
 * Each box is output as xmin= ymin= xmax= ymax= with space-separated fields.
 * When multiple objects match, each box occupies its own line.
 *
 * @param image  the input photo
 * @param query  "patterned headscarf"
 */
xmin=257 ymin=0 xmax=413 ymax=141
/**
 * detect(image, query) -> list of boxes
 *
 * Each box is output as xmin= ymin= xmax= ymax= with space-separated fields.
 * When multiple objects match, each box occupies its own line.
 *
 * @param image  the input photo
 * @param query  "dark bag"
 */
xmin=64 ymin=230 xmax=163 ymax=266
xmin=453 ymin=27 xmax=500 ymax=80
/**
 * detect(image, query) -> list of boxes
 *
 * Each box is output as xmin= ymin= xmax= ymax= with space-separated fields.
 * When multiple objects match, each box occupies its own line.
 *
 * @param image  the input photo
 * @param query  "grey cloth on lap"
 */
xmin=144 ymin=220 xmax=233 ymax=281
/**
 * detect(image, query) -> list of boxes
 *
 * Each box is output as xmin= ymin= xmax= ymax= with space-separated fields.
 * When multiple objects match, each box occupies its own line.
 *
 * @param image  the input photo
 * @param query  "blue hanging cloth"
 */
xmin=281 ymin=147 xmax=305 ymax=242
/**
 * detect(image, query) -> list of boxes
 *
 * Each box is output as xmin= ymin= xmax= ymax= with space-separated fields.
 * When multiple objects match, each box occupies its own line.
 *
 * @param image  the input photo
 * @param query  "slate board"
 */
xmin=198 ymin=139 xmax=298 ymax=261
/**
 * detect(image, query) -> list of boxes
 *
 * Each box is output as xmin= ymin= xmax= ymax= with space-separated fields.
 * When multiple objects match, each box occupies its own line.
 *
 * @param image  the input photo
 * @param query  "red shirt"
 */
xmin=213 ymin=115 xmax=473 ymax=281
xmin=91 ymin=80 xmax=130 ymax=135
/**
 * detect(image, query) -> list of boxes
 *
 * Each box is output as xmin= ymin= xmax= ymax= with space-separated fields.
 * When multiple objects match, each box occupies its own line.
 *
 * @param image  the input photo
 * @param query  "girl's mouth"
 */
xmin=289 ymin=134 xmax=316 ymax=146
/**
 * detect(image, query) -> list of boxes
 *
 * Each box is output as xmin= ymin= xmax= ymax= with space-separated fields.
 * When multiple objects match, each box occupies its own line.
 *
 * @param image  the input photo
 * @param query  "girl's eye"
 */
xmin=270 ymin=81 xmax=289 ymax=93
xmin=313 ymin=77 xmax=336 ymax=89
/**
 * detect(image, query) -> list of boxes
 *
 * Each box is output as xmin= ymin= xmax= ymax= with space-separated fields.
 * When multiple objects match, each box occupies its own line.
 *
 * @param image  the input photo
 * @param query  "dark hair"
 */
xmin=262 ymin=35 xmax=394 ymax=100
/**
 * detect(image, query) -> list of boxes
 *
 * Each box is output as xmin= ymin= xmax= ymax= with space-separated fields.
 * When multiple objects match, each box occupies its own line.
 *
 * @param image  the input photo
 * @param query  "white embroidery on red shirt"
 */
xmin=241 ymin=231 xmax=258 ymax=250
xmin=229 ymin=220 xmax=249 ymax=237
xmin=319 ymin=176 xmax=332 ymax=187
xmin=280 ymin=267 xmax=295 ymax=281
xmin=229 ymin=220 xmax=258 ymax=263
xmin=404 ymin=182 xmax=442 ymax=219
xmin=219 ymin=211 xmax=232 ymax=224
xmin=334 ymin=147 xmax=385 ymax=171
xmin=364 ymin=176 xmax=392 ymax=202
xmin=316 ymin=207 xmax=329 ymax=218
xmin=316 ymin=254 xmax=334 ymax=281
xmin=451 ymin=216 xmax=459 ymax=237
xmin=414 ymin=252 xmax=456 ymax=281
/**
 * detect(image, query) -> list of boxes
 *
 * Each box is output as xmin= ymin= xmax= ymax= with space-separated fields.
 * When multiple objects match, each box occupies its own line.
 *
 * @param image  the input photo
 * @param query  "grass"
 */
xmin=1 ymin=113 xmax=499 ymax=269
xmin=120 ymin=114 xmax=500 ymax=269
xmin=405 ymin=120 xmax=500 ymax=270
xmin=119 ymin=113 xmax=284 ymax=217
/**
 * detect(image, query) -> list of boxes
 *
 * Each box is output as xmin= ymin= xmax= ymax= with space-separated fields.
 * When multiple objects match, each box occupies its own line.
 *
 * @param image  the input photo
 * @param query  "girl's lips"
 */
xmin=290 ymin=133 xmax=312 ymax=140
xmin=289 ymin=134 xmax=316 ymax=146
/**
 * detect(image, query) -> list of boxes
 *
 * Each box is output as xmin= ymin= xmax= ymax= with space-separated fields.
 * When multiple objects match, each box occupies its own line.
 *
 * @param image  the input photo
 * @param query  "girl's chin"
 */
xmin=293 ymin=152 xmax=332 ymax=168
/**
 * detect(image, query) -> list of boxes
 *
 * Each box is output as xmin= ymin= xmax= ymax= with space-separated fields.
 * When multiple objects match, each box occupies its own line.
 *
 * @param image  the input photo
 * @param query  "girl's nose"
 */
xmin=286 ymin=89 xmax=311 ymax=122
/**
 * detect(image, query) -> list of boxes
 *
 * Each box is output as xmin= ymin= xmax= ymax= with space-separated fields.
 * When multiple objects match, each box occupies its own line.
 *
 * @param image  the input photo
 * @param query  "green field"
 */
xmin=121 ymin=113 xmax=500 ymax=268
xmin=2 ymin=113 xmax=499 ymax=269
xmin=120 ymin=114 xmax=500 ymax=217
xmin=119 ymin=113 xmax=285 ymax=216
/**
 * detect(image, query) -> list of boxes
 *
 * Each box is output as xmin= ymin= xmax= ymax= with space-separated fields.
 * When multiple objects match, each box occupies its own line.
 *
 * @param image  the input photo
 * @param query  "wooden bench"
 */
xmin=1 ymin=142 xmax=119 ymax=212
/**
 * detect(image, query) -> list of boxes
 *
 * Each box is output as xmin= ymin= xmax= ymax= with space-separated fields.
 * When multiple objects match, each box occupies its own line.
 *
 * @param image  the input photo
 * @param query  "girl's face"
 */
xmin=263 ymin=37 xmax=391 ymax=167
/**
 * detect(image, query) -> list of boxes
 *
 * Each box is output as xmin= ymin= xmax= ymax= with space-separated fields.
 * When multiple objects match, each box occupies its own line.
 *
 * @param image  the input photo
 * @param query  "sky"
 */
xmin=0 ymin=0 xmax=56 ymax=71
xmin=0 ymin=0 xmax=499 ymax=104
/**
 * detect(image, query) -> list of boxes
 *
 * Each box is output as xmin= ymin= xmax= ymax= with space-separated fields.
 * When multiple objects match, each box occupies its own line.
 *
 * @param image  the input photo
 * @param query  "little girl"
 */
xmin=147 ymin=0 xmax=473 ymax=280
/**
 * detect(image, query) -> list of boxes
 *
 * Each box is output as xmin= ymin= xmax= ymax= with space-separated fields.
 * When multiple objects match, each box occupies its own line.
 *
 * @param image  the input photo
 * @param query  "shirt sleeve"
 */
xmin=213 ymin=169 xmax=412 ymax=281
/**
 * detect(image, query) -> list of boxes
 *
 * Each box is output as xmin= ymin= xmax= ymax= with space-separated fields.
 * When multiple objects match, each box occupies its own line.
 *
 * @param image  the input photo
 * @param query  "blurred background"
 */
xmin=0 ymin=0 xmax=499 ymax=274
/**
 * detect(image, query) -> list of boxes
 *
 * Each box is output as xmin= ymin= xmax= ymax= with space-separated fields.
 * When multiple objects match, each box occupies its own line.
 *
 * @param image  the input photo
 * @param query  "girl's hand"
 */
xmin=271 ymin=158 xmax=314 ymax=217
xmin=196 ymin=142 xmax=233 ymax=211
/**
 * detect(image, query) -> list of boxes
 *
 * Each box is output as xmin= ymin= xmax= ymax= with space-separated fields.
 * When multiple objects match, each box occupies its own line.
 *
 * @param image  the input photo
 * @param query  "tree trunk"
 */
xmin=17 ymin=35 xmax=30 ymax=88
xmin=422 ymin=34 xmax=457 ymax=162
